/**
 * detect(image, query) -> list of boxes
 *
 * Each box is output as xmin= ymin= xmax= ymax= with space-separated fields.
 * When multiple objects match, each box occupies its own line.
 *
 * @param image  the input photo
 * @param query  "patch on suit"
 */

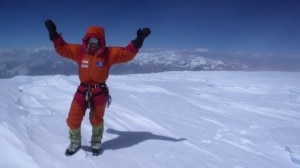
xmin=96 ymin=61 xmax=104 ymax=67
xmin=81 ymin=60 xmax=89 ymax=68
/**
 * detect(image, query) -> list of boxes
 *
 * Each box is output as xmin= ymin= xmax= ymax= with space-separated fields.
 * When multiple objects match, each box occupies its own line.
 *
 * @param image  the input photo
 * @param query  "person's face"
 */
xmin=87 ymin=38 xmax=100 ymax=54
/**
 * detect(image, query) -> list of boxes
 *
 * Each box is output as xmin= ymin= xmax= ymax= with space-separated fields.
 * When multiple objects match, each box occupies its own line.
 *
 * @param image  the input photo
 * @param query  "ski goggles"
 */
xmin=88 ymin=37 xmax=99 ymax=44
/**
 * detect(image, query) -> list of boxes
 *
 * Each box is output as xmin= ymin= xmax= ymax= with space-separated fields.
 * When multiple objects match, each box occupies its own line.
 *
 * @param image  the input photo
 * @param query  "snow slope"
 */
xmin=0 ymin=71 xmax=300 ymax=168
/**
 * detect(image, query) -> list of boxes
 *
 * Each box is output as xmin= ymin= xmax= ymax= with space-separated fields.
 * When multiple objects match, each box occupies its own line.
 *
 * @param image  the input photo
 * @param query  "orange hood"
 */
xmin=82 ymin=26 xmax=106 ymax=56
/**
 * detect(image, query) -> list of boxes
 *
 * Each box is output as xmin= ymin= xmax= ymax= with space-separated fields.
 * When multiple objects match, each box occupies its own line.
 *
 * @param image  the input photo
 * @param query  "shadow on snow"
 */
xmin=82 ymin=128 xmax=186 ymax=154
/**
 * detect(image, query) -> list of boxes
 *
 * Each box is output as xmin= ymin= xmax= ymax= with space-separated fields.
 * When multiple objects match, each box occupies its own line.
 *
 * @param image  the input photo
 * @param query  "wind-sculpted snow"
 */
xmin=0 ymin=71 xmax=300 ymax=167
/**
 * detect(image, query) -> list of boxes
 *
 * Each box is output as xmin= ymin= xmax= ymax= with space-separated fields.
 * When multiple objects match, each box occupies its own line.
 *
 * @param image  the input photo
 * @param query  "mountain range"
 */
xmin=0 ymin=48 xmax=299 ymax=78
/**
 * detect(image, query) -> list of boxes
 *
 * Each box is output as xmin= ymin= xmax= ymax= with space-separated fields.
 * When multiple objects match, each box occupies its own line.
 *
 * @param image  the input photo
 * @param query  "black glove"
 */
xmin=132 ymin=27 xmax=151 ymax=49
xmin=44 ymin=19 xmax=60 ymax=41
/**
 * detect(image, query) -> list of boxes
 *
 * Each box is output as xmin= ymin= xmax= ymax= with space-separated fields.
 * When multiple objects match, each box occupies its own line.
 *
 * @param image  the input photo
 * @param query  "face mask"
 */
xmin=87 ymin=38 xmax=100 ymax=54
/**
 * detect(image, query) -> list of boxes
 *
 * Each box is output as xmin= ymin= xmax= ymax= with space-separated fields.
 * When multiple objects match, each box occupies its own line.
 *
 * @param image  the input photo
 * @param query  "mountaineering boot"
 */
xmin=91 ymin=125 xmax=104 ymax=156
xmin=65 ymin=128 xmax=81 ymax=156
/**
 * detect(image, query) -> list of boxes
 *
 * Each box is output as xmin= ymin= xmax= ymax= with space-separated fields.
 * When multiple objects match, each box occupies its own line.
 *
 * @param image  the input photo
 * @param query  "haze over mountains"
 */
xmin=0 ymin=48 xmax=299 ymax=78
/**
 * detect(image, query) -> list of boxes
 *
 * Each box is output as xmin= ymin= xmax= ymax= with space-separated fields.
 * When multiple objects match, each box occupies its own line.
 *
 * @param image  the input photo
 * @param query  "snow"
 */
xmin=1 ymin=71 xmax=300 ymax=168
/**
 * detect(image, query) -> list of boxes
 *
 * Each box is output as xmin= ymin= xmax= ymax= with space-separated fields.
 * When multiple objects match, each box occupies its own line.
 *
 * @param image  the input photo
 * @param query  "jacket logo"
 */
xmin=81 ymin=60 xmax=88 ymax=68
xmin=96 ymin=61 xmax=104 ymax=67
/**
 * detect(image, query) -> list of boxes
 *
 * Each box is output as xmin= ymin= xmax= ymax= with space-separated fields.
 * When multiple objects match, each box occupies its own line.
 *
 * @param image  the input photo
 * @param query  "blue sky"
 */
xmin=0 ymin=0 xmax=300 ymax=54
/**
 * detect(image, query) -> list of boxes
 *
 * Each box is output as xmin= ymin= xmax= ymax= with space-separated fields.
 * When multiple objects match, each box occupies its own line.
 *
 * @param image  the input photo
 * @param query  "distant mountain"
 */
xmin=0 ymin=48 xmax=299 ymax=78
xmin=0 ymin=48 xmax=76 ymax=78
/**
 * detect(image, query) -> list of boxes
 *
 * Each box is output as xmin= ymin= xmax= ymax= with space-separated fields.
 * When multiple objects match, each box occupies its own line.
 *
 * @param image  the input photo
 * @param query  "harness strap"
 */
xmin=86 ymin=85 xmax=92 ymax=109
xmin=76 ymin=82 xmax=112 ymax=108
xmin=80 ymin=82 xmax=106 ymax=89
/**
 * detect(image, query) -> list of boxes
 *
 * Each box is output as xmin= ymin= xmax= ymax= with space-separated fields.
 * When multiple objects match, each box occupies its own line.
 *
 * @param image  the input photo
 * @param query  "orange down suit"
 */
xmin=53 ymin=26 xmax=138 ymax=129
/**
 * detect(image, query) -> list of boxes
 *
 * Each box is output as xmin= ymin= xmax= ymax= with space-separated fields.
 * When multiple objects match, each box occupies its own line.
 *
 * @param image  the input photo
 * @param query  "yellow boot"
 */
xmin=65 ymin=128 xmax=81 ymax=156
xmin=91 ymin=125 xmax=103 ymax=155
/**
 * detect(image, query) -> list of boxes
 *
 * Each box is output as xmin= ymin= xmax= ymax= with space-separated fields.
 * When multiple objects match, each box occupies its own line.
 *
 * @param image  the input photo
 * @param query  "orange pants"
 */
xmin=66 ymin=85 xmax=108 ymax=129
